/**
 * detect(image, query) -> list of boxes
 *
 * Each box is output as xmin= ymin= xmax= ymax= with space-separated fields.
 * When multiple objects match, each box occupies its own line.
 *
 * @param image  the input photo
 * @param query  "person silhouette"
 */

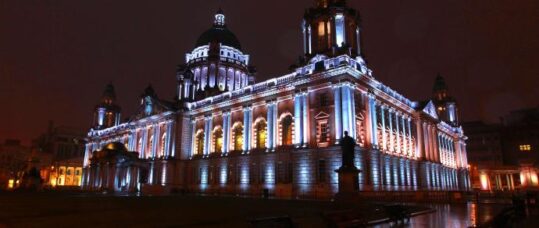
xmin=340 ymin=131 xmax=356 ymax=168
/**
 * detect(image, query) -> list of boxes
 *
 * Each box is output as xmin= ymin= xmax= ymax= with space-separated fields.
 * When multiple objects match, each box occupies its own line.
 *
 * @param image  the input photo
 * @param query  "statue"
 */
xmin=335 ymin=131 xmax=360 ymax=201
xmin=340 ymin=131 xmax=356 ymax=169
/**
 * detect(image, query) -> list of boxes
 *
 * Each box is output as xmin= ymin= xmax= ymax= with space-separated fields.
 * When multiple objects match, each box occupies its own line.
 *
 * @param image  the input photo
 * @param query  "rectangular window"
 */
xmin=318 ymin=160 xmax=326 ymax=183
xmin=320 ymin=123 xmax=329 ymax=142
xmin=519 ymin=144 xmax=532 ymax=151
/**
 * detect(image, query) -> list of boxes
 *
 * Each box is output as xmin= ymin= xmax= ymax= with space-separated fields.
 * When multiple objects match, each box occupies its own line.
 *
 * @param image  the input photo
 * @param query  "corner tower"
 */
xmin=302 ymin=0 xmax=362 ymax=60
xmin=433 ymin=74 xmax=459 ymax=126
xmin=177 ymin=9 xmax=256 ymax=102
xmin=93 ymin=83 xmax=121 ymax=129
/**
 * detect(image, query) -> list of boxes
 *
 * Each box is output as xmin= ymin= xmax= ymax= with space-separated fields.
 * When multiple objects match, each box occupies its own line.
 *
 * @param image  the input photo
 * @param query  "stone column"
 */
xmin=438 ymin=134 xmax=443 ymax=165
xmin=333 ymin=85 xmax=342 ymax=143
xmin=428 ymin=125 xmax=435 ymax=162
xmin=350 ymin=87 xmax=357 ymax=139
xmin=415 ymin=119 xmax=423 ymax=159
xmin=380 ymin=105 xmax=387 ymax=151
xmin=368 ymin=95 xmax=378 ymax=148
xmin=204 ymin=115 xmax=213 ymax=156
xmin=83 ymin=144 xmax=91 ymax=167
xmin=142 ymin=127 xmax=149 ymax=159
xmin=307 ymin=26 xmax=312 ymax=54
xmin=266 ymin=102 xmax=272 ymax=150
xmin=190 ymin=119 xmax=196 ymax=157
xmin=272 ymin=101 xmax=278 ymax=150
xmin=401 ymin=115 xmax=407 ymax=156
xmin=243 ymin=106 xmax=252 ymax=152
xmin=223 ymin=112 xmax=231 ymax=154
xmin=388 ymin=109 xmax=394 ymax=152
xmin=169 ymin=121 xmax=177 ymax=157
xmin=341 ymin=84 xmax=356 ymax=139
xmin=356 ymin=27 xmax=361 ymax=56
xmin=302 ymin=92 xmax=310 ymax=147
xmin=164 ymin=122 xmax=172 ymax=157
xmin=152 ymin=124 xmax=160 ymax=158
xmin=433 ymin=126 xmax=440 ymax=162
xmin=422 ymin=123 xmax=429 ymax=161
xmin=395 ymin=112 xmax=401 ymax=154
xmin=126 ymin=133 xmax=134 ymax=152
xmin=294 ymin=93 xmax=303 ymax=147
xmin=407 ymin=118 xmax=413 ymax=157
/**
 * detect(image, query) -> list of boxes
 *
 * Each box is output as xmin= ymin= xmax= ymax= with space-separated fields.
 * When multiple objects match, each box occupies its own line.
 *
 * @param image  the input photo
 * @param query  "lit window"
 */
xmin=320 ymin=123 xmax=329 ymax=142
xmin=335 ymin=14 xmax=345 ymax=47
xmin=213 ymin=128 xmax=223 ymax=153
xmin=196 ymin=131 xmax=205 ymax=155
xmin=254 ymin=120 xmax=267 ymax=149
xmin=519 ymin=144 xmax=532 ymax=151
xmin=280 ymin=115 xmax=294 ymax=146
xmin=232 ymin=124 xmax=244 ymax=151
xmin=318 ymin=21 xmax=325 ymax=37
xmin=316 ymin=117 xmax=330 ymax=148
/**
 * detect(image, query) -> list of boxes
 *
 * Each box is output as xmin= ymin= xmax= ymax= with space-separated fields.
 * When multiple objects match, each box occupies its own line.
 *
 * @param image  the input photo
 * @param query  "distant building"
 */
xmin=462 ymin=121 xmax=503 ymax=167
xmin=32 ymin=122 xmax=86 ymax=188
xmin=83 ymin=0 xmax=471 ymax=197
xmin=0 ymin=140 xmax=30 ymax=190
xmin=464 ymin=107 xmax=539 ymax=191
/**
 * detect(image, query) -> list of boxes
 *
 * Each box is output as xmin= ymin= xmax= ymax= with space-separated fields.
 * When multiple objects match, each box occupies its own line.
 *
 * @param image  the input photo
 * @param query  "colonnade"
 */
xmin=373 ymin=105 xmax=415 ymax=157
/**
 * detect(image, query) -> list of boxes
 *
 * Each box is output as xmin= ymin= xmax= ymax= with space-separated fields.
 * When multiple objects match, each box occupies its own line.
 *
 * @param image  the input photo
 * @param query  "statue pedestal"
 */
xmin=334 ymin=166 xmax=361 ymax=202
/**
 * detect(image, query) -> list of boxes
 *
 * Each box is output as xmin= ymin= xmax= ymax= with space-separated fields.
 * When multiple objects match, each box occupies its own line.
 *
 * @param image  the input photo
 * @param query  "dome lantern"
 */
xmin=214 ymin=8 xmax=225 ymax=27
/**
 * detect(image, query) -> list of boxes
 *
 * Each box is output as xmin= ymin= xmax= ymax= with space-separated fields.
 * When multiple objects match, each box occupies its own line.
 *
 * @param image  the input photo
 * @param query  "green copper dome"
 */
xmin=196 ymin=26 xmax=242 ymax=50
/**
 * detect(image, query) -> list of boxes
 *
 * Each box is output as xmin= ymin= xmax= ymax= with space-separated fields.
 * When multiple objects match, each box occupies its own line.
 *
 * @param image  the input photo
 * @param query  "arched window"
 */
xmin=160 ymin=133 xmax=167 ymax=157
xmin=232 ymin=123 xmax=243 ymax=151
xmin=147 ymin=135 xmax=154 ymax=158
xmin=254 ymin=119 xmax=267 ymax=149
xmin=357 ymin=113 xmax=366 ymax=147
xmin=195 ymin=130 xmax=204 ymax=155
xmin=213 ymin=127 xmax=223 ymax=153
xmin=280 ymin=114 xmax=293 ymax=146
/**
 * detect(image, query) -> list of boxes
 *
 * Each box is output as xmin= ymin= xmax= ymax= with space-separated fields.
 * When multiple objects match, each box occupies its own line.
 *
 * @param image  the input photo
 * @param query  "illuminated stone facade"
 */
xmin=82 ymin=0 xmax=471 ymax=197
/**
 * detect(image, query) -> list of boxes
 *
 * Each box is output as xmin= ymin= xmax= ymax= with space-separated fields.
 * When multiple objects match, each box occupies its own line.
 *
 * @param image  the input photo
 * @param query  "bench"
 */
xmin=384 ymin=205 xmax=411 ymax=225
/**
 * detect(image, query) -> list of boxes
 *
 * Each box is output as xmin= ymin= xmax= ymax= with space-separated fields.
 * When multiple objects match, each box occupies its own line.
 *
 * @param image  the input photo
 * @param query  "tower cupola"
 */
xmin=177 ymin=9 xmax=256 ymax=102
xmin=93 ymin=83 xmax=121 ymax=129
xmin=432 ymin=74 xmax=459 ymax=126
xmin=303 ymin=0 xmax=362 ymax=60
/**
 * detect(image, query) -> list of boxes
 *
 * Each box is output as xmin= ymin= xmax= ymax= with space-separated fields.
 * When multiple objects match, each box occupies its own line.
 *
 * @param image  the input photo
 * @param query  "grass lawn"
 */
xmin=0 ymin=192 xmax=429 ymax=227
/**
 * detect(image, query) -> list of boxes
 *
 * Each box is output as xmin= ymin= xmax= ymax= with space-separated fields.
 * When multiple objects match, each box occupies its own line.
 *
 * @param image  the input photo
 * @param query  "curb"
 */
xmin=366 ymin=208 xmax=436 ymax=226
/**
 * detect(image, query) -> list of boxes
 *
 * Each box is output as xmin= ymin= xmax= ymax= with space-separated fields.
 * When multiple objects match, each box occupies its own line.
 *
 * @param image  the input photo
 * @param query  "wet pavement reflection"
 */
xmin=374 ymin=203 xmax=507 ymax=228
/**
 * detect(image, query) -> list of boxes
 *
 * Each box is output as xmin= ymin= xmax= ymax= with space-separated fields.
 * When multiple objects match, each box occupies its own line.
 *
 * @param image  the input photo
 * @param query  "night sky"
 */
xmin=1 ymin=0 xmax=538 ymax=144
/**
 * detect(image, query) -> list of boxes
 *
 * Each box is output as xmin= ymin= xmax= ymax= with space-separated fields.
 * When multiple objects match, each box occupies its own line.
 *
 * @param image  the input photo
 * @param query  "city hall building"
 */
xmin=82 ymin=0 xmax=471 ymax=198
